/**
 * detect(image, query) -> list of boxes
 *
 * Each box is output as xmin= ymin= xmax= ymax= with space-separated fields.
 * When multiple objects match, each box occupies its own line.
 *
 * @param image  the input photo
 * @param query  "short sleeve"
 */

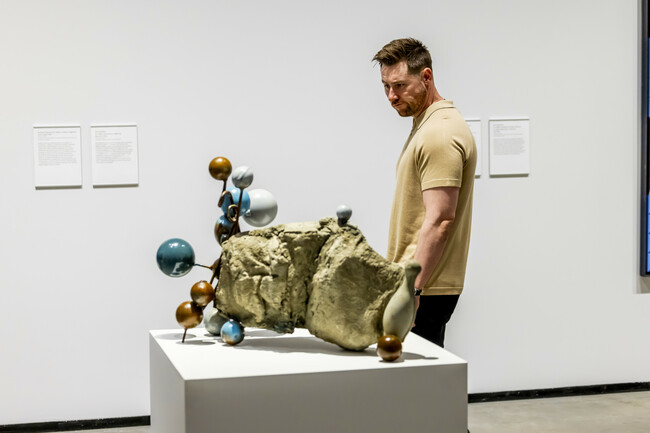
xmin=413 ymin=127 xmax=466 ymax=191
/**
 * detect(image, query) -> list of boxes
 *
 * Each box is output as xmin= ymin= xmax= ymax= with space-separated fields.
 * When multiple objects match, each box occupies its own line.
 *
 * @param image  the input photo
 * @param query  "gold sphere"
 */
xmin=209 ymin=156 xmax=232 ymax=181
xmin=377 ymin=334 xmax=402 ymax=362
xmin=190 ymin=280 xmax=215 ymax=307
xmin=175 ymin=301 xmax=203 ymax=329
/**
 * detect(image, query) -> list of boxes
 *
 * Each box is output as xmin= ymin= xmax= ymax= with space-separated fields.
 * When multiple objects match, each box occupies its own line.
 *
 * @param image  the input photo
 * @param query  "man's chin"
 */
xmin=393 ymin=106 xmax=411 ymax=117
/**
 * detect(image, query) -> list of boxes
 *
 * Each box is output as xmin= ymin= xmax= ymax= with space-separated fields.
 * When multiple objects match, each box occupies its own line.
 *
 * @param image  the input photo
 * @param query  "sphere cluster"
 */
xmin=212 ymin=158 xmax=278 ymax=245
xmin=157 ymin=156 xmax=281 ymax=346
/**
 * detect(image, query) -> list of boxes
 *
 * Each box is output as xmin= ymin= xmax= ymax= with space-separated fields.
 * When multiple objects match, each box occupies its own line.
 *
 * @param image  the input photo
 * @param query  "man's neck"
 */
xmin=413 ymin=91 xmax=445 ymax=120
xmin=413 ymin=87 xmax=445 ymax=121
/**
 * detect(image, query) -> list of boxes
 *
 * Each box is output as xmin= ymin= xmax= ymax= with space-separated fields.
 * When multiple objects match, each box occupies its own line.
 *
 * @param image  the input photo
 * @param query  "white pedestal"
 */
xmin=149 ymin=328 xmax=467 ymax=433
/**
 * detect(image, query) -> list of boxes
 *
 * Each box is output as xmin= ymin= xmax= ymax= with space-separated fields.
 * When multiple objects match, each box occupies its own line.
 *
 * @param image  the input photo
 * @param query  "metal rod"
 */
xmin=218 ymin=190 xmax=233 ymax=208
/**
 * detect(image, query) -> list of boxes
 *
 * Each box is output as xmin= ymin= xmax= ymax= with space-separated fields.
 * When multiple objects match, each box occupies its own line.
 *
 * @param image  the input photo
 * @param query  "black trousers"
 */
xmin=411 ymin=294 xmax=460 ymax=348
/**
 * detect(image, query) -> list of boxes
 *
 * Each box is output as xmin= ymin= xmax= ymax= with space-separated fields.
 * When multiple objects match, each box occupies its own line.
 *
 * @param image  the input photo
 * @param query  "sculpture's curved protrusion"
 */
xmin=382 ymin=260 xmax=421 ymax=341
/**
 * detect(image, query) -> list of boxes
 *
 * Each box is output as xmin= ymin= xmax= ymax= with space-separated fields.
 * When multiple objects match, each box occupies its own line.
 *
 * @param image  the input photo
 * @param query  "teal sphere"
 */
xmin=221 ymin=188 xmax=251 ymax=218
xmin=156 ymin=238 xmax=195 ymax=277
xmin=221 ymin=320 xmax=244 ymax=345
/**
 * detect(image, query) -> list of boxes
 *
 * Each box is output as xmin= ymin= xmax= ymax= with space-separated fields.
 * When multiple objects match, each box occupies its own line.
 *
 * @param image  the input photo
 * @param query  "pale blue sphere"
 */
xmin=221 ymin=320 xmax=244 ymax=345
xmin=220 ymin=188 xmax=251 ymax=218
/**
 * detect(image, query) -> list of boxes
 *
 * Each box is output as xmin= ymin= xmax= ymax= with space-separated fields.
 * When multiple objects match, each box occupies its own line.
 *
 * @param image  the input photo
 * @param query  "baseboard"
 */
xmin=469 ymin=381 xmax=650 ymax=403
xmin=0 ymin=416 xmax=150 ymax=432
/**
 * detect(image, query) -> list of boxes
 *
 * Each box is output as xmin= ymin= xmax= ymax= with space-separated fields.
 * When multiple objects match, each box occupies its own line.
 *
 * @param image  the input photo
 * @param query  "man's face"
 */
xmin=380 ymin=61 xmax=428 ymax=118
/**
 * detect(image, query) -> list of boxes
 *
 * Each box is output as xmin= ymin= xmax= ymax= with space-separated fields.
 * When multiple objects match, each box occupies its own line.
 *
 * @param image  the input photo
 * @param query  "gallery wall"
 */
xmin=1 ymin=0 xmax=648 ymax=425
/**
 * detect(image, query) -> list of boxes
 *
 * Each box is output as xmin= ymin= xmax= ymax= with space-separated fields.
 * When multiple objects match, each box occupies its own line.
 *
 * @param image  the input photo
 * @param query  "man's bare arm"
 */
xmin=413 ymin=186 xmax=460 ymax=290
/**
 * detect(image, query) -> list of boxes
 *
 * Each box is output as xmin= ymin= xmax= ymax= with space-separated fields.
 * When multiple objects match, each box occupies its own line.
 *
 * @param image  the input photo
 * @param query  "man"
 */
xmin=373 ymin=38 xmax=476 ymax=348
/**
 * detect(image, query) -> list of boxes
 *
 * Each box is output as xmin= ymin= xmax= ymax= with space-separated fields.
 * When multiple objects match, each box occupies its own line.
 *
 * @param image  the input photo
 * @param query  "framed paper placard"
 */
xmin=33 ymin=126 xmax=82 ymax=188
xmin=91 ymin=125 xmax=139 ymax=186
xmin=489 ymin=118 xmax=530 ymax=176
xmin=465 ymin=119 xmax=482 ymax=177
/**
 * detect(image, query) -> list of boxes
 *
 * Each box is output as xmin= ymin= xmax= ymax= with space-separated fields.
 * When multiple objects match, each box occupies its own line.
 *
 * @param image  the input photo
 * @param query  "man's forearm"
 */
xmin=413 ymin=219 xmax=454 ymax=289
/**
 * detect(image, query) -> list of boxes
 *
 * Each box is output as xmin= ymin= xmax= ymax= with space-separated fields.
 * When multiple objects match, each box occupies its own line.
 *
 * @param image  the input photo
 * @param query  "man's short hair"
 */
xmin=372 ymin=38 xmax=432 ymax=75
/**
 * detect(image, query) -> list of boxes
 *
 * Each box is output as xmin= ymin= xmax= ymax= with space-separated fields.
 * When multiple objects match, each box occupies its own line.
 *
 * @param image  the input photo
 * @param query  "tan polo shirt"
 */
xmin=386 ymin=100 xmax=476 ymax=295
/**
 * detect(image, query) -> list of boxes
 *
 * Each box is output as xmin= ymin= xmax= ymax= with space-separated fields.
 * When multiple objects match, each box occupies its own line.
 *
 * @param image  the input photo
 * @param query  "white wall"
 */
xmin=0 ymin=0 xmax=648 ymax=425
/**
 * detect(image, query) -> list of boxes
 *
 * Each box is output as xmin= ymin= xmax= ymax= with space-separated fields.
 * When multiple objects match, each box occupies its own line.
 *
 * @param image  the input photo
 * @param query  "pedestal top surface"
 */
xmin=150 ymin=328 xmax=466 ymax=381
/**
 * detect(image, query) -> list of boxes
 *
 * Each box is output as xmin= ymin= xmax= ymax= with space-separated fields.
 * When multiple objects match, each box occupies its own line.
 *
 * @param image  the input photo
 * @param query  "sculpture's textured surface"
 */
xmin=215 ymin=218 xmax=404 ymax=350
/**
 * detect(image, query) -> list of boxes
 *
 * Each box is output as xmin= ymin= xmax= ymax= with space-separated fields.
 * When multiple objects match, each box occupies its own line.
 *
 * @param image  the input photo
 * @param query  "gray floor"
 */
xmin=468 ymin=391 xmax=650 ymax=433
xmin=66 ymin=391 xmax=650 ymax=433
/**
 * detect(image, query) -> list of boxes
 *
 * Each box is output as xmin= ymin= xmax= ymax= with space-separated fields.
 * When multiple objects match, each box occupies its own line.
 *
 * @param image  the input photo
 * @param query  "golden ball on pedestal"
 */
xmin=377 ymin=334 xmax=402 ymax=362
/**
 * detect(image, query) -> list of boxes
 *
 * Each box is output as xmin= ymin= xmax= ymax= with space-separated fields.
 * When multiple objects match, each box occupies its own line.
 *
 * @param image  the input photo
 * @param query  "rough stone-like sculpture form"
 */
xmin=215 ymin=218 xmax=405 ymax=350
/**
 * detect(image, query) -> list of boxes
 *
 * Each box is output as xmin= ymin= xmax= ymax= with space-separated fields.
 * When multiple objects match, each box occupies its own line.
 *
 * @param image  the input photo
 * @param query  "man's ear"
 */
xmin=421 ymin=68 xmax=433 ymax=84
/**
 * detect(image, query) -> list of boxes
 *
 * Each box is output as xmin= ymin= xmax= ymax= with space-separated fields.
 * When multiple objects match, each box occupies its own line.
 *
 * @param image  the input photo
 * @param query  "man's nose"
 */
xmin=388 ymin=88 xmax=398 ymax=101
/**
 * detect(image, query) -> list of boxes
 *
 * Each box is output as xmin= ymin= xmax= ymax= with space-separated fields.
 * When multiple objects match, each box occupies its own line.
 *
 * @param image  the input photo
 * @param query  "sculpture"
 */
xmin=156 ymin=156 xmax=420 ymax=361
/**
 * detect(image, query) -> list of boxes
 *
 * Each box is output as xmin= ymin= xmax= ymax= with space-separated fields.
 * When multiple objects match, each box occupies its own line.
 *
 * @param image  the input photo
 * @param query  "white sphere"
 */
xmin=243 ymin=189 xmax=278 ymax=227
xmin=336 ymin=204 xmax=352 ymax=221
xmin=231 ymin=166 xmax=254 ymax=189
xmin=204 ymin=308 xmax=230 ymax=336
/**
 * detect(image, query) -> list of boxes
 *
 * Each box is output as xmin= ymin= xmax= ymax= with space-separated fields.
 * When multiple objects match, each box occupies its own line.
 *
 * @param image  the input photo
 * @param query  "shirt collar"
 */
xmin=412 ymin=99 xmax=455 ymax=129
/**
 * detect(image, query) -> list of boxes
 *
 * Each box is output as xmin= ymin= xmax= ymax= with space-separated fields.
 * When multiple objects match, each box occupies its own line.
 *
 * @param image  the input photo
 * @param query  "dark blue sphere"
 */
xmin=217 ymin=214 xmax=234 ymax=229
xmin=221 ymin=319 xmax=244 ymax=345
xmin=156 ymin=238 xmax=195 ymax=277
